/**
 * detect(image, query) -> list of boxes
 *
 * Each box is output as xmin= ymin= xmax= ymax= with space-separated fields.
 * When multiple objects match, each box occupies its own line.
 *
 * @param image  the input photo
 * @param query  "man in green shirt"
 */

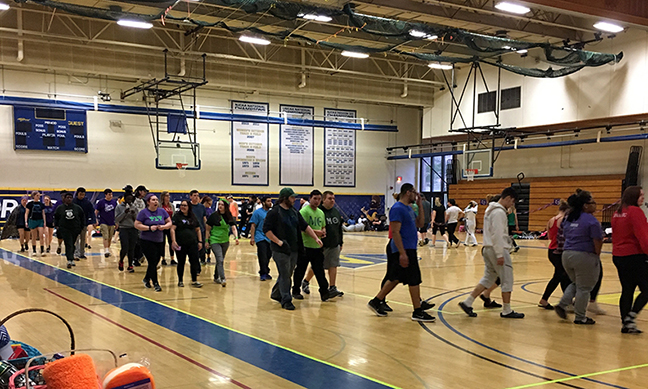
xmin=292 ymin=190 xmax=330 ymax=301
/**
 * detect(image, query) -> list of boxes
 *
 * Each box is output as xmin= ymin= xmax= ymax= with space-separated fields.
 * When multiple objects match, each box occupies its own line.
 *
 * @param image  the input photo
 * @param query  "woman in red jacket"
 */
xmin=612 ymin=186 xmax=648 ymax=334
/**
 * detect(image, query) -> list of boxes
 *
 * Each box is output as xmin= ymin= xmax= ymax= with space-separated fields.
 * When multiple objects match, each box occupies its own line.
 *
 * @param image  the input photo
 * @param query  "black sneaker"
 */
xmin=420 ymin=300 xmax=436 ymax=311
xmin=574 ymin=317 xmax=595 ymax=325
xmin=178 ymin=282 xmax=184 ymax=287
xmin=514 ymin=246 xmax=520 ymax=252
xmin=56 ymin=247 xmax=61 ymax=255
xmin=555 ymin=305 xmax=567 ymax=319
xmin=67 ymin=262 xmax=73 ymax=269
xmin=118 ymin=260 xmax=124 ymax=271
xmin=459 ymin=302 xmax=478 ymax=317
xmin=484 ymin=300 xmax=503 ymax=309
xmin=191 ymin=282 xmax=203 ymax=288
xmin=20 ymin=247 xmax=25 ymax=253
xmin=266 ymin=274 xmax=273 ymax=280
xmin=154 ymin=284 xmax=162 ymax=292
xmin=328 ymin=286 xmax=343 ymax=298
xmin=368 ymin=298 xmax=387 ymax=317
xmin=271 ymin=294 xmax=282 ymax=303
xmin=133 ymin=260 xmax=141 ymax=267
xmin=143 ymin=279 xmax=151 ymax=288
xmin=412 ymin=309 xmax=436 ymax=322
xmin=128 ymin=266 xmax=134 ymax=273
xmin=538 ymin=303 xmax=555 ymax=310
xmin=79 ymin=255 xmax=87 ymax=260
xmin=381 ymin=300 xmax=393 ymax=312
xmin=292 ymin=293 xmax=304 ymax=300
xmin=170 ymin=259 xmax=178 ymax=265
xmin=282 ymin=301 xmax=296 ymax=310
xmin=104 ymin=252 xmax=110 ymax=258
xmin=162 ymin=259 xmax=168 ymax=266
xmin=46 ymin=247 xmax=50 ymax=253
xmin=501 ymin=311 xmax=525 ymax=319
xmin=301 ymin=280 xmax=310 ymax=294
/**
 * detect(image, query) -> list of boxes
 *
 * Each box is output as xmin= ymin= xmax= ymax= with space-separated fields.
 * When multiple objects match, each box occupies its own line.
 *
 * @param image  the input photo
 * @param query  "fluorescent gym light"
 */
xmin=301 ymin=13 xmax=333 ymax=22
xmin=239 ymin=35 xmax=271 ymax=45
xmin=594 ymin=21 xmax=624 ymax=33
xmin=426 ymin=35 xmax=439 ymax=40
xmin=117 ymin=19 xmax=153 ymax=29
xmin=495 ymin=2 xmax=530 ymax=14
xmin=428 ymin=63 xmax=453 ymax=70
xmin=0 ymin=3 xmax=9 ymax=10
xmin=516 ymin=49 xmax=528 ymax=54
xmin=409 ymin=30 xmax=427 ymax=38
xmin=341 ymin=51 xmax=369 ymax=59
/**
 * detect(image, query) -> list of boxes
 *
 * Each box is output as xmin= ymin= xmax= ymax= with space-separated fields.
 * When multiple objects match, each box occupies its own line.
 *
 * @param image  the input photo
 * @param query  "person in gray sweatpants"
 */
xmin=555 ymin=190 xmax=603 ymax=325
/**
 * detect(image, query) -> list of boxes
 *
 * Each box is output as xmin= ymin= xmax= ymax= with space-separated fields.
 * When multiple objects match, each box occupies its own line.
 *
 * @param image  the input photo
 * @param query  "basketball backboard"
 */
xmin=462 ymin=149 xmax=492 ymax=178
xmin=156 ymin=140 xmax=201 ymax=170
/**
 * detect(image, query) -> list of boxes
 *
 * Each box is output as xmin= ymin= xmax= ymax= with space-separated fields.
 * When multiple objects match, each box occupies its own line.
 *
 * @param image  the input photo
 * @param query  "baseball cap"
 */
xmin=135 ymin=185 xmax=148 ymax=193
xmin=279 ymin=188 xmax=296 ymax=198
xmin=122 ymin=185 xmax=133 ymax=191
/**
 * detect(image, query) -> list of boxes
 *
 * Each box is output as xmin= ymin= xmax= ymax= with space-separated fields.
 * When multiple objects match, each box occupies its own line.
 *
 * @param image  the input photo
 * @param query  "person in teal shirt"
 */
xmin=292 ymin=190 xmax=330 ymax=301
xmin=249 ymin=197 xmax=273 ymax=281
xmin=206 ymin=199 xmax=239 ymax=286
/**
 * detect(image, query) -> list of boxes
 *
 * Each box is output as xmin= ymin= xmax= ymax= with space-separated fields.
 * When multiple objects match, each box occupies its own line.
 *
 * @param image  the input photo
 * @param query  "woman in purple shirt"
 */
xmin=134 ymin=193 xmax=172 ymax=292
xmin=554 ymin=190 xmax=603 ymax=325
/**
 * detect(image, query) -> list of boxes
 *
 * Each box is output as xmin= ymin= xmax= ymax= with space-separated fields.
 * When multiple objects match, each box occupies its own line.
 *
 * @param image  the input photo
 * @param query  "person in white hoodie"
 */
xmin=464 ymin=201 xmax=478 ymax=247
xmin=458 ymin=187 xmax=524 ymax=319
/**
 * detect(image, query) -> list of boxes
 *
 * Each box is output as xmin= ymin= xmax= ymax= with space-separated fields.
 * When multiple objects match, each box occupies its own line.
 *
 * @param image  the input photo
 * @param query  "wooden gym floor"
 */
xmin=0 ymin=231 xmax=645 ymax=389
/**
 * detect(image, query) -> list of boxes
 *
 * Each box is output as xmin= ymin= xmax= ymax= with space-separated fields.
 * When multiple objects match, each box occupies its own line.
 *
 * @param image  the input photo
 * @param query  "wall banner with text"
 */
xmin=324 ymin=108 xmax=356 ymax=187
xmin=280 ymin=105 xmax=314 ymax=186
xmin=231 ymin=101 xmax=269 ymax=186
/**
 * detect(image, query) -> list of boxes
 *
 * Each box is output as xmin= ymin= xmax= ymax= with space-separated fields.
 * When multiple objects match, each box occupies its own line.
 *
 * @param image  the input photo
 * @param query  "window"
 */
xmin=478 ymin=91 xmax=496 ymax=113
xmin=421 ymin=157 xmax=431 ymax=192
xmin=443 ymin=155 xmax=453 ymax=192
xmin=501 ymin=87 xmax=521 ymax=110
xmin=432 ymin=156 xmax=443 ymax=192
xmin=421 ymin=155 xmax=455 ymax=195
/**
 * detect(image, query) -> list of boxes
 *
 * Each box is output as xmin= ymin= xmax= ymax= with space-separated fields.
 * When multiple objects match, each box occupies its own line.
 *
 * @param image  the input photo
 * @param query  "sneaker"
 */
xmin=292 ymin=293 xmax=304 ymax=300
xmin=412 ymin=309 xmax=436 ymax=322
xmin=367 ymin=298 xmax=387 ymax=317
xmin=170 ymin=259 xmax=177 ymax=265
xmin=133 ymin=260 xmax=141 ymax=267
xmin=118 ymin=260 xmax=124 ymax=271
xmin=67 ymin=261 xmax=73 ymax=269
xmin=178 ymin=282 xmax=184 ymax=287
xmin=587 ymin=302 xmax=607 ymax=315
xmin=191 ymin=282 xmax=203 ymax=288
xmin=381 ymin=300 xmax=393 ymax=312
xmin=85 ymin=244 xmax=89 ymax=249
xmin=622 ymin=326 xmax=643 ymax=334
xmin=420 ymin=300 xmax=435 ymax=311
xmin=200 ymin=260 xmax=206 ymax=265
xmin=260 ymin=274 xmax=267 ymax=281
xmin=46 ymin=247 xmax=50 ymax=253
xmin=20 ymin=247 xmax=25 ymax=253
xmin=31 ymin=251 xmax=37 ymax=257
xmin=154 ymin=284 xmax=162 ymax=292
xmin=574 ymin=317 xmax=595 ymax=325
xmin=328 ymin=286 xmax=343 ymax=298
xmin=424 ymin=238 xmax=429 ymax=245
xmin=538 ymin=303 xmax=555 ymax=310
xmin=221 ymin=280 xmax=226 ymax=287
xmin=206 ymin=257 xmax=211 ymax=264
xmin=162 ymin=259 xmax=168 ymax=266
xmin=40 ymin=252 xmax=46 ymax=257
xmin=271 ymin=294 xmax=282 ymax=303
xmin=104 ymin=252 xmax=110 ymax=258
xmin=56 ymin=247 xmax=61 ymax=255
xmin=459 ymin=301 xmax=477 ymax=317
xmin=484 ymin=299 xmax=502 ymax=309
xmin=500 ymin=311 xmax=525 ymax=319
xmin=79 ymin=255 xmax=87 ymax=260
xmin=266 ymin=274 xmax=273 ymax=280
xmin=282 ymin=301 xmax=296 ymax=311
xmin=321 ymin=292 xmax=330 ymax=302
xmin=214 ymin=277 xmax=221 ymax=284
xmin=128 ymin=266 xmax=134 ymax=273
xmin=301 ymin=280 xmax=310 ymax=295
xmin=555 ymin=305 xmax=567 ymax=319
xmin=514 ymin=246 xmax=520 ymax=253
xmin=143 ymin=279 xmax=151 ymax=288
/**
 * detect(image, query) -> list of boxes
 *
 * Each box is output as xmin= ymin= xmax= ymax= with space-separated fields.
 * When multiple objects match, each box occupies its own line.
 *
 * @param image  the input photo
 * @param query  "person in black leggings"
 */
xmin=171 ymin=200 xmax=203 ymax=288
xmin=134 ymin=193 xmax=172 ymax=292
xmin=115 ymin=193 xmax=138 ymax=272
xmin=539 ymin=201 xmax=571 ymax=309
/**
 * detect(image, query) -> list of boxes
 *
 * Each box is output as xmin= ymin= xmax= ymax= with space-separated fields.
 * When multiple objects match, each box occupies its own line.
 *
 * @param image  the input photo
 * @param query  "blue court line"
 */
xmin=436 ymin=291 xmax=628 ymax=389
xmin=0 ymin=248 xmax=396 ymax=389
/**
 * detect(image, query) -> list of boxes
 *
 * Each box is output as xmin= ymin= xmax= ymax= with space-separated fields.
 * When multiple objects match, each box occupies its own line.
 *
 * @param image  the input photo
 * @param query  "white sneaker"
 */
xmin=31 ymin=251 xmax=37 ymax=257
xmin=587 ymin=301 xmax=607 ymax=315
xmin=41 ymin=252 xmax=46 ymax=257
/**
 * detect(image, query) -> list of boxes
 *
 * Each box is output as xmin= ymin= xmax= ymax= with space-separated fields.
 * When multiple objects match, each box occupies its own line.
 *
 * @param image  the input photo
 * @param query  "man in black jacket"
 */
xmin=55 ymin=191 xmax=85 ymax=269
xmin=263 ymin=188 xmax=322 ymax=310
xmin=73 ymin=187 xmax=95 ymax=260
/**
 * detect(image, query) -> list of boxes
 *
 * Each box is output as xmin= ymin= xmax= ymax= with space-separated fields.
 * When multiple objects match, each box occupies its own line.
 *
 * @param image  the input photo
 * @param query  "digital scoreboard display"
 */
xmin=14 ymin=106 xmax=87 ymax=153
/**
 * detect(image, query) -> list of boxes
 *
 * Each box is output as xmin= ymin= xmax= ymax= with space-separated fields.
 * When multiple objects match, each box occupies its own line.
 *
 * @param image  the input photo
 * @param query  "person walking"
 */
xmin=72 ymin=187 xmax=95 ymax=260
xmin=249 ymin=196 xmax=273 ymax=281
xmin=228 ymin=196 xmax=239 ymax=237
xmin=160 ymin=191 xmax=176 ymax=266
xmin=538 ymin=201 xmax=571 ymax=309
xmin=554 ymin=190 xmax=603 ymax=325
xmin=190 ymin=190 xmax=208 ymax=265
xmin=206 ymin=199 xmax=239 ymax=286
xmin=115 ymin=193 xmax=139 ymax=272
xmin=508 ymin=206 xmax=520 ymax=252
xmin=134 ymin=193 xmax=172 ymax=292
xmin=201 ymin=196 xmax=213 ymax=263
xmin=132 ymin=185 xmax=148 ymax=266
xmin=14 ymin=196 xmax=31 ymax=252
xmin=611 ymin=186 xmax=648 ymax=333
xmin=367 ymin=183 xmax=435 ymax=322
xmin=263 ymin=188 xmax=322 ymax=311
xmin=445 ymin=199 xmax=463 ymax=247
xmin=95 ymin=189 xmax=118 ymax=258
xmin=418 ymin=196 xmax=432 ymax=246
xmin=54 ymin=191 xmax=85 ymax=269
xmin=43 ymin=195 xmax=56 ymax=254
xmin=464 ymin=200 xmax=479 ymax=247
xmin=239 ymin=196 xmax=256 ymax=238
xmin=171 ymin=200 xmax=203 ymax=288
xmin=24 ymin=191 xmax=46 ymax=257
xmin=292 ymin=190 xmax=330 ymax=302
xmin=458 ymin=187 xmax=524 ymax=319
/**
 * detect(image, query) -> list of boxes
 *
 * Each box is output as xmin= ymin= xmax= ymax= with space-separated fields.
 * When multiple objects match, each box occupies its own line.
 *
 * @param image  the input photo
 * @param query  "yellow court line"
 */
xmin=506 ymin=363 xmax=648 ymax=389
xmin=0 ymin=188 xmax=384 ymax=197
xmin=2 ymin=250 xmax=400 ymax=389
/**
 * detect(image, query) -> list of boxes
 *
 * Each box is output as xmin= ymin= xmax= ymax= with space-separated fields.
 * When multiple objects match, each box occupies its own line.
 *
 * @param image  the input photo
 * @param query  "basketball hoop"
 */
xmin=466 ymin=169 xmax=477 ymax=181
xmin=176 ymin=162 xmax=188 ymax=178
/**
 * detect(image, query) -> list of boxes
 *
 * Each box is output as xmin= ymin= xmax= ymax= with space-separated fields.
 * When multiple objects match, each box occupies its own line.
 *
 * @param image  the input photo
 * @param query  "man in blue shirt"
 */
xmin=368 ymin=183 xmax=435 ymax=322
xmin=249 ymin=196 xmax=273 ymax=281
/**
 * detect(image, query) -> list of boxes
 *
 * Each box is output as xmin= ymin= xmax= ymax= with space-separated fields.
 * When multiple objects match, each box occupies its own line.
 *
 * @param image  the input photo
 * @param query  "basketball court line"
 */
xmin=0 ymin=248 xmax=398 ymax=389
xmin=504 ymin=363 xmax=648 ymax=389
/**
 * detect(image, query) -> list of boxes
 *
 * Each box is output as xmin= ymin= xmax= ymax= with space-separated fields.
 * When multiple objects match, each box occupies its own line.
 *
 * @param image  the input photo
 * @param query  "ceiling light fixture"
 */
xmin=239 ymin=35 xmax=271 ymax=45
xmin=516 ymin=49 xmax=528 ymax=54
xmin=594 ymin=21 xmax=624 ymax=33
xmin=428 ymin=63 xmax=453 ymax=70
xmin=341 ymin=51 xmax=369 ymax=59
xmin=409 ymin=30 xmax=428 ymax=38
xmin=0 ymin=3 xmax=9 ymax=10
xmin=495 ymin=2 xmax=531 ymax=15
xmin=117 ymin=19 xmax=154 ymax=29
xmin=300 ymin=13 xmax=333 ymax=22
xmin=426 ymin=35 xmax=439 ymax=40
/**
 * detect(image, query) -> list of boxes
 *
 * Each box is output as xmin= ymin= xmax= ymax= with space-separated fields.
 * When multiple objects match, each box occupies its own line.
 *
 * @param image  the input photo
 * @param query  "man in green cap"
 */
xmin=263 ymin=187 xmax=323 ymax=310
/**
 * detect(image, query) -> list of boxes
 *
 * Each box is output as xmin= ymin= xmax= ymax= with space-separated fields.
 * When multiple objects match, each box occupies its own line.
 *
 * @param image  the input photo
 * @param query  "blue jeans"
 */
xmin=270 ymin=250 xmax=298 ymax=305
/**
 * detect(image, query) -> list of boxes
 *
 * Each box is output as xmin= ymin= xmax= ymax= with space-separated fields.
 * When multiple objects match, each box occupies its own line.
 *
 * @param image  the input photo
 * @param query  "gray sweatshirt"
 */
xmin=483 ymin=202 xmax=510 ymax=257
xmin=115 ymin=202 xmax=138 ymax=228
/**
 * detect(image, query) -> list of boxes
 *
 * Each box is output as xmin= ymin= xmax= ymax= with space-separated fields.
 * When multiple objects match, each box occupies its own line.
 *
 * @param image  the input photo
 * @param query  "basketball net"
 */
xmin=177 ymin=162 xmax=188 ymax=178
xmin=466 ymin=169 xmax=476 ymax=182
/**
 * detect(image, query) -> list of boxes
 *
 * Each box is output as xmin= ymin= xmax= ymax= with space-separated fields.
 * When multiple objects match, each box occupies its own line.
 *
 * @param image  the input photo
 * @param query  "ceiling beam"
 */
xmin=523 ymin=0 xmax=648 ymax=28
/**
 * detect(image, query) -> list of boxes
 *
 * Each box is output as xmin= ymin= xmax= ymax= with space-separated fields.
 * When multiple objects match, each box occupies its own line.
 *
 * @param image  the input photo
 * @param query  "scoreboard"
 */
xmin=14 ymin=106 xmax=87 ymax=153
